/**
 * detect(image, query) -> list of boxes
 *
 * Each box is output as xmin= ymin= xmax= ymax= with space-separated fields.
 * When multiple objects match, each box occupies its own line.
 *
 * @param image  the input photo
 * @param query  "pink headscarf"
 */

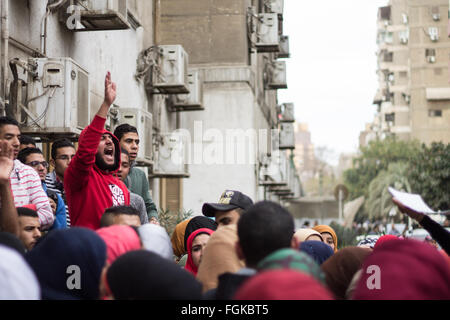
xmin=96 ymin=225 xmax=141 ymax=265
xmin=184 ymin=228 xmax=214 ymax=276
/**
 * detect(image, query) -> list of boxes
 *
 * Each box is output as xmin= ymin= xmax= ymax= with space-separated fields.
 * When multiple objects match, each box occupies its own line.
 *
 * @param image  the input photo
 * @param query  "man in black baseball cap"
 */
xmin=202 ymin=190 xmax=254 ymax=228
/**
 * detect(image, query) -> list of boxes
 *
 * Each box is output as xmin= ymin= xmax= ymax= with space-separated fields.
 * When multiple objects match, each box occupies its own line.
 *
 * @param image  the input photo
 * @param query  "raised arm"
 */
xmin=393 ymin=197 xmax=450 ymax=255
xmin=0 ymin=140 xmax=19 ymax=236
xmin=65 ymin=72 xmax=117 ymax=190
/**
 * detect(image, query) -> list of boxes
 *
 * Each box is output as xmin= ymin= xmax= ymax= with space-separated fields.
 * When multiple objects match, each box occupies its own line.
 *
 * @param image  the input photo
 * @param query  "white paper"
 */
xmin=388 ymin=187 xmax=436 ymax=214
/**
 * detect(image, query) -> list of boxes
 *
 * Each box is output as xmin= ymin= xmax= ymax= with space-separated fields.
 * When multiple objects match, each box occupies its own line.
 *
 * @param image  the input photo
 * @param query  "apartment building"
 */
xmin=0 ymin=0 xmax=298 ymax=215
xmin=372 ymin=0 xmax=450 ymax=144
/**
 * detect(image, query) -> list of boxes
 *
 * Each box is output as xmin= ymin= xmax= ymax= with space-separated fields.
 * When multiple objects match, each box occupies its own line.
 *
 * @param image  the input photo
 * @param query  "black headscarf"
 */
xmin=26 ymin=227 xmax=107 ymax=300
xmin=184 ymin=216 xmax=217 ymax=250
xmin=106 ymin=250 xmax=203 ymax=300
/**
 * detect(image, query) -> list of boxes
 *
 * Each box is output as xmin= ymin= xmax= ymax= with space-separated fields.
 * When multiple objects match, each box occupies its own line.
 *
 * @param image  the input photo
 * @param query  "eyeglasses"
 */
xmin=55 ymin=155 xmax=75 ymax=161
xmin=26 ymin=161 xmax=49 ymax=168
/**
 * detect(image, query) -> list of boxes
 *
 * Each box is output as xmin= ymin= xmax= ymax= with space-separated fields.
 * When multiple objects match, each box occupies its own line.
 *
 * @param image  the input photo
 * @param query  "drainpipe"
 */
xmin=1 ymin=0 xmax=8 ymax=116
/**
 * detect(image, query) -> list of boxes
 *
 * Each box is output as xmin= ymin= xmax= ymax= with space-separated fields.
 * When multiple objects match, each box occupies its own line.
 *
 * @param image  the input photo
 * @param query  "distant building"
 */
xmin=371 ymin=0 xmax=450 ymax=144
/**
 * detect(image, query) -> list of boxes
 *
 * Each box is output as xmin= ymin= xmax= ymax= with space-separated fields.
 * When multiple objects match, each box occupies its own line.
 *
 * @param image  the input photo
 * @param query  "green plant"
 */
xmin=329 ymin=221 xmax=359 ymax=248
xmin=158 ymin=208 xmax=194 ymax=237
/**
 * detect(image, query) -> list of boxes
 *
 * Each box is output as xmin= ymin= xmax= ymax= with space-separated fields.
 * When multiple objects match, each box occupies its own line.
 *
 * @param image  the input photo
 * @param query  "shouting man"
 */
xmin=65 ymin=72 xmax=130 ymax=230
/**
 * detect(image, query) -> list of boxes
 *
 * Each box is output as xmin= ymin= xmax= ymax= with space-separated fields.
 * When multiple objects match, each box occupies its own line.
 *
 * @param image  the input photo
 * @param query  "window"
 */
xmin=428 ymin=110 xmax=442 ymax=117
xmin=425 ymin=49 xmax=436 ymax=63
xmin=399 ymin=71 xmax=408 ymax=78
xmin=431 ymin=6 xmax=440 ymax=21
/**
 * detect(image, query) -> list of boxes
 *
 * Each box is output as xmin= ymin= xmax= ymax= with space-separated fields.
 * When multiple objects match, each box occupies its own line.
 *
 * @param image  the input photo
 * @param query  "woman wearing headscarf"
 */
xmin=353 ymin=239 xmax=450 ymax=299
xmin=293 ymin=228 xmax=323 ymax=243
xmin=171 ymin=218 xmax=192 ymax=258
xmin=233 ymin=270 xmax=334 ymax=300
xmin=26 ymin=227 xmax=107 ymax=300
xmin=183 ymin=216 xmax=217 ymax=251
xmin=0 ymin=245 xmax=40 ymax=300
xmin=256 ymin=248 xmax=326 ymax=285
xmin=138 ymin=223 xmax=174 ymax=260
xmin=105 ymin=250 xmax=203 ymax=300
xmin=299 ymin=240 xmax=334 ymax=265
xmin=313 ymin=225 xmax=338 ymax=252
xmin=196 ymin=224 xmax=245 ymax=293
xmin=96 ymin=225 xmax=142 ymax=265
xmin=185 ymin=228 xmax=215 ymax=276
xmin=320 ymin=246 xmax=371 ymax=300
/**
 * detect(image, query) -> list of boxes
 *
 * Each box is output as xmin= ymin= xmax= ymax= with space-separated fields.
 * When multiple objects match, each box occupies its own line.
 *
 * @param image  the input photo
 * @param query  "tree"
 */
xmin=407 ymin=142 xmax=450 ymax=211
xmin=365 ymin=162 xmax=411 ymax=220
xmin=343 ymin=137 xmax=420 ymax=201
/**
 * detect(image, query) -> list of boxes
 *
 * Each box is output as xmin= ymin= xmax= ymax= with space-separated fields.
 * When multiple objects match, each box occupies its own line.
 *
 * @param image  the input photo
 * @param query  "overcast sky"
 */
xmin=278 ymin=0 xmax=388 ymax=165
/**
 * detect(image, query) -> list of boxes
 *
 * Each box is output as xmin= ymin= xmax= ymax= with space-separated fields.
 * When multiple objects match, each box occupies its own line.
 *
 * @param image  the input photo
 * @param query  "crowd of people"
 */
xmin=0 ymin=73 xmax=449 ymax=300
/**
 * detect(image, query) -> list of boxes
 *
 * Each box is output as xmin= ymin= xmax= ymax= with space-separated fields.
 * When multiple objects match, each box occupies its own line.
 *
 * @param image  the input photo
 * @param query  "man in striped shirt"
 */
xmin=0 ymin=117 xmax=54 ymax=230
xmin=45 ymin=138 xmax=75 ymax=227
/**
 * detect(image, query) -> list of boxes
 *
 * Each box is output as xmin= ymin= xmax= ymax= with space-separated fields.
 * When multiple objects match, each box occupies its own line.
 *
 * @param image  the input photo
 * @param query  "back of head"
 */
xmin=137 ymin=224 xmax=173 ymax=260
xmin=299 ymin=240 xmax=334 ymax=265
xmin=196 ymin=224 xmax=245 ymax=292
xmin=353 ymin=239 xmax=450 ymax=300
xmin=100 ymin=205 xmax=140 ymax=227
xmin=96 ymin=225 xmax=142 ymax=265
xmin=0 ymin=245 xmax=40 ymax=300
xmin=171 ymin=218 xmax=192 ymax=258
xmin=320 ymin=246 xmax=372 ymax=300
xmin=237 ymin=201 xmax=294 ymax=268
xmin=0 ymin=232 xmax=26 ymax=256
xmin=106 ymin=250 xmax=203 ymax=300
xmin=233 ymin=270 xmax=333 ymax=300
xmin=25 ymin=227 xmax=107 ymax=300
xmin=19 ymin=135 xmax=36 ymax=147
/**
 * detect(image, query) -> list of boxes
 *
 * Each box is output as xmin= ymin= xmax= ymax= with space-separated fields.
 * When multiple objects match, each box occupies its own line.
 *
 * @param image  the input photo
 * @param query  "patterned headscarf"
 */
xmin=357 ymin=236 xmax=379 ymax=249
xmin=256 ymin=248 xmax=325 ymax=284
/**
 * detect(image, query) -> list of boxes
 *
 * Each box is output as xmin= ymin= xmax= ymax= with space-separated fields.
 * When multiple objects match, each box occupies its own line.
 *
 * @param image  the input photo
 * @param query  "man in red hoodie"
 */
xmin=65 ymin=72 xmax=130 ymax=230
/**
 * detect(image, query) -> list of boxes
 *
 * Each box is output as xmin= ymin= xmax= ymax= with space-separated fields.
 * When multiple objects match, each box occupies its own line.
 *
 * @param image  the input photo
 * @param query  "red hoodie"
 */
xmin=65 ymin=115 xmax=130 ymax=230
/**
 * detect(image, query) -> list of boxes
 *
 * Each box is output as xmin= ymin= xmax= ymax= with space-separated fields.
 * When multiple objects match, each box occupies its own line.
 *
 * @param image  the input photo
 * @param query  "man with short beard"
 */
xmin=64 ymin=72 xmax=130 ymax=230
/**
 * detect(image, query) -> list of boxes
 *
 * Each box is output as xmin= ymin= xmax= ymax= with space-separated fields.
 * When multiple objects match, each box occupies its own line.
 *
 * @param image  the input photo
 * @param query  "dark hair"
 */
xmin=17 ymin=147 xmax=43 ymax=164
xmin=100 ymin=205 xmax=140 ymax=228
xmin=113 ymin=124 xmax=138 ymax=142
xmin=121 ymin=148 xmax=129 ymax=156
xmin=19 ymin=135 xmax=36 ymax=147
xmin=0 ymin=116 xmax=19 ymax=130
xmin=17 ymin=207 xmax=39 ymax=218
xmin=51 ymin=138 xmax=75 ymax=160
xmin=237 ymin=201 xmax=295 ymax=268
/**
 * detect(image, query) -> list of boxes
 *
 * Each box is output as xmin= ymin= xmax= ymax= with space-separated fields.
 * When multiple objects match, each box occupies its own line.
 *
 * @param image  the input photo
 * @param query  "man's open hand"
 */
xmin=104 ymin=71 xmax=117 ymax=106
xmin=0 ymin=140 xmax=14 ymax=185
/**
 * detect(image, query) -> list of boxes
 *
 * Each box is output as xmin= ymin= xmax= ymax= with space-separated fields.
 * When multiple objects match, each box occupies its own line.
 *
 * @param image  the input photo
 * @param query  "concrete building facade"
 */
xmin=0 ymin=0 xmax=295 ymax=216
xmin=372 ymin=0 xmax=450 ymax=144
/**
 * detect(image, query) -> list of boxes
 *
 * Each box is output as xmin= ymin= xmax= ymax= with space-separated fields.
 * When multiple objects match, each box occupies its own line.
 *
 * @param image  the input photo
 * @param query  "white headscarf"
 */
xmin=0 ymin=245 xmax=41 ymax=300
xmin=138 ymin=224 xmax=174 ymax=260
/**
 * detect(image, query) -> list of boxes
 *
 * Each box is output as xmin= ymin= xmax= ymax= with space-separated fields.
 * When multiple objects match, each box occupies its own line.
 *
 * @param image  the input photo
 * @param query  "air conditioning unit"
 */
xmin=428 ymin=27 xmax=439 ymax=42
xmin=427 ymin=55 xmax=436 ymax=63
xmin=259 ymin=150 xmax=288 ymax=186
xmin=62 ymin=0 xmax=130 ymax=31
xmin=151 ymin=45 xmax=189 ymax=94
xmin=279 ymin=122 xmax=295 ymax=149
xmin=264 ymin=0 xmax=284 ymax=15
xmin=151 ymin=132 xmax=189 ymax=177
xmin=23 ymin=57 xmax=90 ymax=139
xmin=170 ymin=68 xmax=203 ymax=111
xmin=266 ymin=60 xmax=287 ymax=89
xmin=114 ymin=108 xmax=153 ymax=166
xmin=277 ymin=35 xmax=290 ymax=58
xmin=278 ymin=103 xmax=295 ymax=122
xmin=255 ymin=13 xmax=280 ymax=52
